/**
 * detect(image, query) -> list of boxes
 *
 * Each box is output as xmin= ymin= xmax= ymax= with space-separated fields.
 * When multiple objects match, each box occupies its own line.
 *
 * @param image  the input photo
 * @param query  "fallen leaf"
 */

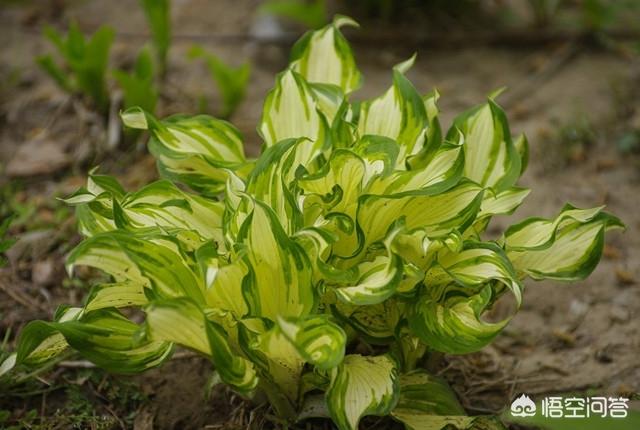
xmin=551 ymin=329 xmax=576 ymax=346
xmin=6 ymin=139 xmax=70 ymax=178
xmin=615 ymin=268 xmax=635 ymax=286
xmin=32 ymin=258 xmax=57 ymax=287
xmin=603 ymin=244 xmax=622 ymax=260
xmin=595 ymin=158 xmax=618 ymax=171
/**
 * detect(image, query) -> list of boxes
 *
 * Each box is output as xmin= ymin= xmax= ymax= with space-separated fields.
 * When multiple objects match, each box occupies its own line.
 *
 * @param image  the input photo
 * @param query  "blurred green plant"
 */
xmin=581 ymin=0 xmax=617 ymax=32
xmin=554 ymin=115 xmax=596 ymax=164
xmin=188 ymin=45 xmax=251 ymax=119
xmin=0 ymin=216 xmax=16 ymax=267
xmin=616 ymin=131 xmax=640 ymax=154
xmin=259 ymin=0 xmax=327 ymax=29
xmin=113 ymin=47 xmax=158 ymax=113
xmin=139 ymin=0 xmax=171 ymax=77
xmin=528 ymin=0 xmax=640 ymax=33
xmin=37 ymin=23 xmax=114 ymax=113
xmin=528 ymin=0 xmax=560 ymax=27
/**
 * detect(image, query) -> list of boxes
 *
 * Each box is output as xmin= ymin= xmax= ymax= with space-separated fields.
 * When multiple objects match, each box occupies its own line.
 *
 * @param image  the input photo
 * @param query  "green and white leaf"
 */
xmin=67 ymin=230 xmax=204 ymax=304
xmin=14 ymin=309 xmax=172 ymax=374
xmin=326 ymin=354 xmax=399 ymax=430
xmin=258 ymin=69 xmax=328 ymax=149
xmin=290 ymin=16 xmax=361 ymax=94
xmin=145 ymin=298 xmax=258 ymax=394
xmin=121 ymin=107 xmax=248 ymax=195
xmin=118 ymin=180 xmax=225 ymax=243
xmin=408 ymin=285 xmax=509 ymax=354
xmin=277 ymin=314 xmax=346 ymax=370
xmin=358 ymin=57 xmax=428 ymax=161
xmin=504 ymin=205 xmax=624 ymax=280
xmin=357 ymin=180 xmax=484 ymax=249
xmin=391 ymin=369 xmax=470 ymax=430
xmin=239 ymin=318 xmax=305 ymax=403
xmin=451 ymin=99 xmax=522 ymax=192
xmin=237 ymin=200 xmax=315 ymax=320
xmin=85 ymin=282 xmax=147 ymax=312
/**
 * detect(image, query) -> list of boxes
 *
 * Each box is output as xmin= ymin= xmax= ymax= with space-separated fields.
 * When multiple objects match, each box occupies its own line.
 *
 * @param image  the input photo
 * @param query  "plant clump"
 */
xmin=2 ymin=16 xmax=623 ymax=430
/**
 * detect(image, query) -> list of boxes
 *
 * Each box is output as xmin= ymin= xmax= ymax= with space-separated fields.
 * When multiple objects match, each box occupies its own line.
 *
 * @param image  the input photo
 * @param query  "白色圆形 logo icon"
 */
xmin=511 ymin=394 xmax=537 ymax=417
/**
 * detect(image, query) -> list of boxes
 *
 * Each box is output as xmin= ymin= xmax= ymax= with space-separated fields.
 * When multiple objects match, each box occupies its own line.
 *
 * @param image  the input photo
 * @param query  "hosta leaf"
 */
xmin=504 ymin=205 xmax=611 ymax=250
xmin=299 ymin=148 xmax=367 ymax=220
xmin=86 ymin=171 xmax=126 ymax=198
xmin=504 ymin=205 xmax=624 ymax=281
xmin=477 ymin=187 xmax=530 ymax=220
xmin=13 ymin=309 xmax=172 ymax=374
xmin=514 ymin=133 xmax=529 ymax=174
xmin=277 ymin=314 xmax=346 ymax=370
xmin=405 ymin=90 xmax=444 ymax=170
xmin=118 ymin=180 xmax=225 ymax=243
xmin=239 ymin=318 xmax=305 ymax=403
xmin=67 ymin=230 xmax=204 ymax=304
xmin=247 ymin=138 xmax=317 ymax=232
xmin=367 ymin=137 xmax=464 ymax=196
xmin=407 ymin=242 xmax=521 ymax=354
xmin=8 ymin=307 xmax=82 ymax=370
xmin=196 ymin=243 xmax=248 ymax=317
xmin=258 ymin=68 xmax=328 ymax=148
xmin=237 ymin=200 xmax=315 ymax=320
xmin=333 ymin=254 xmax=403 ymax=305
xmin=391 ymin=229 xmax=462 ymax=274
xmin=408 ymin=285 xmax=508 ymax=354
xmin=332 ymin=228 xmax=403 ymax=306
xmin=327 ymin=354 xmax=399 ymax=430
xmin=121 ymin=107 xmax=248 ymax=195
xmin=145 ymin=298 xmax=258 ymax=394
xmin=357 ymin=180 xmax=484 ymax=251
xmin=290 ymin=15 xmax=361 ymax=94
xmin=309 ymin=82 xmax=346 ymax=124
xmin=85 ymin=282 xmax=147 ymax=312
xmin=424 ymin=241 xmax=523 ymax=305
xmin=332 ymin=299 xmax=403 ymax=344
xmin=63 ymin=171 xmax=126 ymax=236
xmin=351 ymin=135 xmax=399 ymax=184
xmin=451 ymin=99 xmax=522 ymax=192
xmin=391 ymin=369 xmax=467 ymax=430
xmin=358 ymin=56 xmax=428 ymax=161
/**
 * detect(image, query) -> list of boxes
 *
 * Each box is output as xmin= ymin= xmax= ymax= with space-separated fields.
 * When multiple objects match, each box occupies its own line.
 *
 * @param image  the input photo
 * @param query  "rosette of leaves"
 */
xmin=3 ymin=16 xmax=622 ymax=430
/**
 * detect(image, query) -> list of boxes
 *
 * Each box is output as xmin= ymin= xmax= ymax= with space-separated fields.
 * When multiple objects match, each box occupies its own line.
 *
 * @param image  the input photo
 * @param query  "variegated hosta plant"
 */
xmin=3 ymin=16 xmax=622 ymax=430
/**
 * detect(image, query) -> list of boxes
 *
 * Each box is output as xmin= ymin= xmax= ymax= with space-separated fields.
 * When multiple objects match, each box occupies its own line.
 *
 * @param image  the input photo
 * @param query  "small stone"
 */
xmin=609 ymin=306 xmax=630 ymax=324
xmin=615 ymin=268 xmax=635 ymax=286
xmin=551 ymin=329 xmax=576 ymax=346
xmin=595 ymin=348 xmax=614 ymax=364
xmin=32 ymin=258 xmax=56 ymax=286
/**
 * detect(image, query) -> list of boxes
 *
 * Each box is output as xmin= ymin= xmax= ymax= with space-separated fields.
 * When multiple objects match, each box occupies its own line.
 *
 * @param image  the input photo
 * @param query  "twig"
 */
xmin=0 ymin=276 xmax=49 ymax=312
xmin=501 ymin=41 xmax=582 ymax=109
xmin=171 ymin=350 xmax=199 ymax=360
xmin=58 ymin=360 xmax=96 ymax=369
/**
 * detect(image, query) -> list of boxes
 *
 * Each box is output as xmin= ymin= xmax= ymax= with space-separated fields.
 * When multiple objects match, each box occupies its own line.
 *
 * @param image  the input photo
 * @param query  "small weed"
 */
xmin=139 ymin=0 xmax=171 ymax=78
xmin=188 ymin=45 xmax=250 ymax=119
xmin=37 ymin=22 xmax=114 ymax=113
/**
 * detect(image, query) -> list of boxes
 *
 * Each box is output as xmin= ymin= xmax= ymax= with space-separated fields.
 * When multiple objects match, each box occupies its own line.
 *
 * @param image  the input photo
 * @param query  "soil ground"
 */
xmin=0 ymin=0 xmax=639 ymax=429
